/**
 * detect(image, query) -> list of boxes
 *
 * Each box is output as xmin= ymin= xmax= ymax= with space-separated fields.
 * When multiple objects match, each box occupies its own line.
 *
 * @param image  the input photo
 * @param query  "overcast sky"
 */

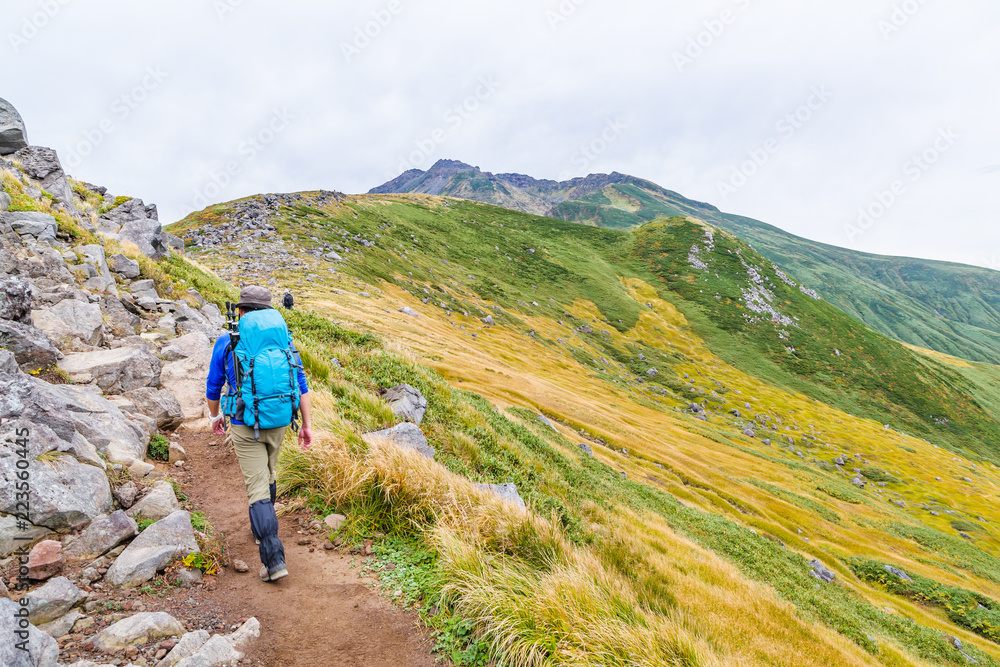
xmin=3 ymin=0 xmax=998 ymax=267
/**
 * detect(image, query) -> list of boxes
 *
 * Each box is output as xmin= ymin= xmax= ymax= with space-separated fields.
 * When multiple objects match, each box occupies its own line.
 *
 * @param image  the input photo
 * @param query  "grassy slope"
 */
xmin=544 ymin=181 xmax=1000 ymax=365
xmin=167 ymin=193 xmax=1000 ymax=666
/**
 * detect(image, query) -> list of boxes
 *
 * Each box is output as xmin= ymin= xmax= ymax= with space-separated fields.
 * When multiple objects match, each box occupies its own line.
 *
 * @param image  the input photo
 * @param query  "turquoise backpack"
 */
xmin=222 ymin=309 xmax=302 ymax=440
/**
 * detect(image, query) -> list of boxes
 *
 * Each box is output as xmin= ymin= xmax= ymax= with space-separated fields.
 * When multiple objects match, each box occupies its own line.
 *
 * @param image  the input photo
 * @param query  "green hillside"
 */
xmin=167 ymin=191 xmax=1000 ymax=666
xmin=371 ymin=163 xmax=1000 ymax=365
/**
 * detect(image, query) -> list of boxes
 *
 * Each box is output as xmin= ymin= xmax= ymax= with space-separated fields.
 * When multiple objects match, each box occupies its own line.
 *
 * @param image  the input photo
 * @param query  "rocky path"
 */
xmin=173 ymin=428 xmax=438 ymax=667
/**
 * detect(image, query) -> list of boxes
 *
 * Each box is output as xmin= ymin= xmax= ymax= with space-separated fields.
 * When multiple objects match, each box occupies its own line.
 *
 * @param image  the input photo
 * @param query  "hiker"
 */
xmin=283 ymin=291 xmax=293 ymax=310
xmin=205 ymin=286 xmax=313 ymax=583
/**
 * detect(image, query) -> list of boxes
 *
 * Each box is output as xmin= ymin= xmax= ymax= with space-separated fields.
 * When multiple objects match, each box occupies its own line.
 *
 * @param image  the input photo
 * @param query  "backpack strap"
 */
xmin=284 ymin=348 xmax=300 ymax=434
xmin=248 ymin=357 xmax=260 ymax=441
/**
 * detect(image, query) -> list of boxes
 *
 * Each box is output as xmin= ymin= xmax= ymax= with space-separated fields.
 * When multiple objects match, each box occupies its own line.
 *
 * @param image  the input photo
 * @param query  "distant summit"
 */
xmin=369 ymin=159 xmax=719 ymax=222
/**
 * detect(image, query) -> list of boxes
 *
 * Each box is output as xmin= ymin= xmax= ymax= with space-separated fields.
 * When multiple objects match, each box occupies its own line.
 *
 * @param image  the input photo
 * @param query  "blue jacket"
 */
xmin=206 ymin=332 xmax=309 ymax=426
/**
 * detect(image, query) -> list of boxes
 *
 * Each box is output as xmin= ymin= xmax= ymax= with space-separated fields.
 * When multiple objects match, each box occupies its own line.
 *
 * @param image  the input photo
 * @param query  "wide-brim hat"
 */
xmin=237 ymin=285 xmax=272 ymax=309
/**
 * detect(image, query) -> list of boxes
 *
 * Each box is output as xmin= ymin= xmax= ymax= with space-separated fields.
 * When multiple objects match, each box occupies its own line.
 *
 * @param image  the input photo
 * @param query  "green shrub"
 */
xmin=148 ymin=434 xmax=170 ymax=461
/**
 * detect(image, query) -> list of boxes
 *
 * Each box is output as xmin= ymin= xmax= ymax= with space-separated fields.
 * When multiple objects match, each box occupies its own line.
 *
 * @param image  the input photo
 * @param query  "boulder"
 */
xmin=105 ymin=510 xmax=198 ymax=588
xmin=884 ymin=565 xmax=912 ymax=581
xmin=0 ymin=514 xmax=53 ymax=556
xmin=120 ymin=218 xmax=169 ymax=260
xmin=27 ymin=540 xmax=64 ymax=580
xmin=4 ymin=211 xmax=57 ymax=240
xmin=33 ymin=382 xmax=146 ymax=464
xmin=578 ymin=442 xmax=594 ymax=456
xmin=92 ymin=611 xmax=185 ymax=651
xmin=379 ymin=384 xmax=428 ymax=425
xmin=362 ymin=423 xmax=435 ymax=459
xmin=0 ymin=350 xmax=36 ymax=416
xmin=25 ymin=576 xmax=80 ymax=624
xmin=160 ymin=333 xmax=213 ymax=420
xmin=537 ymin=414 xmax=558 ymax=432
xmin=100 ymin=294 xmax=142 ymax=338
xmin=225 ymin=617 xmax=261 ymax=650
xmin=128 ymin=387 xmax=184 ymax=430
xmin=63 ymin=510 xmax=138 ymax=562
xmin=0 ymin=97 xmax=29 ymax=154
xmin=0 ymin=274 xmax=33 ymax=323
xmin=12 ymin=146 xmax=76 ymax=209
xmin=473 ymin=482 xmax=526 ymax=511
xmin=324 ymin=513 xmax=346 ymax=530
xmin=0 ymin=598 xmax=60 ymax=667
xmin=169 ymin=442 xmax=187 ymax=464
xmin=174 ymin=634 xmax=243 ymax=667
xmin=160 ymin=630 xmax=211 ymax=667
xmin=113 ymin=481 xmax=140 ymax=509
xmin=808 ymin=558 xmax=836 ymax=583
xmin=162 ymin=231 xmax=184 ymax=250
xmin=398 ymin=306 xmax=419 ymax=317
xmin=0 ymin=456 xmax=112 ymax=531
xmin=77 ymin=244 xmax=118 ymax=295
xmin=108 ymin=253 xmax=140 ymax=278
xmin=37 ymin=610 xmax=81 ymax=638
xmin=58 ymin=345 xmax=161 ymax=394
xmin=0 ymin=318 xmax=61 ymax=371
xmin=126 ymin=481 xmax=180 ymax=522
xmin=32 ymin=298 xmax=104 ymax=348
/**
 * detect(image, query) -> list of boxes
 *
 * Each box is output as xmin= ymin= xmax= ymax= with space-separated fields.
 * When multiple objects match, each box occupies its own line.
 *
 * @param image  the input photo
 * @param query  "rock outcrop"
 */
xmin=0 ymin=96 xmax=28 ymax=154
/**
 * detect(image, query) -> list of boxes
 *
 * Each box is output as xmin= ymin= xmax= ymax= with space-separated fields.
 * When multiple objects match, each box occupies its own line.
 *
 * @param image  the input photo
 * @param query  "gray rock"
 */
xmin=126 ymin=481 xmax=180 ymax=522
xmin=92 ymin=611 xmax=186 ymax=651
xmin=379 ymin=384 xmax=428 ymax=425
xmin=162 ymin=231 xmax=184 ymax=250
xmin=37 ymin=610 xmax=81 ymax=638
xmin=63 ymin=511 xmax=138 ymax=562
xmin=100 ymin=294 xmax=142 ymax=338
xmin=0 ymin=514 xmax=53 ymax=556
xmin=108 ymin=253 xmax=141 ymax=278
xmin=128 ymin=387 xmax=184 ymax=430
xmin=537 ymin=414 xmax=558 ymax=432
xmin=884 ymin=565 xmax=912 ymax=581
xmin=0 ymin=190 xmax=9 ymax=210
xmin=0 ymin=274 xmax=33 ymax=323
xmin=174 ymin=567 xmax=203 ymax=587
xmin=808 ymin=558 xmax=836 ymax=583
xmin=120 ymin=218 xmax=169 ymax=260
xmin=850 ymin=475 xmax=865 ymax=488
xmin=105 ymin=510 xmax=198 ymax=588
xmin=4 ymin=211 xmax=57 ymax=240
xmin=174 ymin=634 xmax=243 ymax=667
xmin=32 ymin=298 xmax=104 ymax=349
xmin=834 ymin=456 xmax=846 ymax=466
xmin=129 ymin=279 xmax=156 ymax=292
xmin=25 ymin=576 xmax=81 ymax=624
xmin=0 ymin=318 xmax=61 ymax=371
xmin=160 ymin=629 xmax=211 ymax=667
xmin=58 ymin=345 xmax=161 ymax=394
xmin=114 ymin=481 xmax=140 ymax=509
xmin=483 ymin=315 xmax=495 ymax=325
xmin=474 ymin=482 xmax=526 ymax=511
xmin=398 ymin=306 xmax=419 ymax=317
xmin=0 ymin=598 xmax=60 ymax=667
xmin=169 ymin=442 xmax=186 ymax=464
xmin=578 ymin=442 xmax=594 ymax=456
xmin=12 ymin=146 xmax=76 ymax=209
xmin=0 ymin=454 xmax=112 ymax=531
xmin=225 ymin=616 xmax=261 ymax=650
xmin=34 ymin=382 xmax=146 ymax=464
xmin=77 ymin=244 xmax=118 ymax=295
xmin=362 ymin=423 xmax=435 ymax=459
xmin=0 ymin=97 xmax=29 ymax=154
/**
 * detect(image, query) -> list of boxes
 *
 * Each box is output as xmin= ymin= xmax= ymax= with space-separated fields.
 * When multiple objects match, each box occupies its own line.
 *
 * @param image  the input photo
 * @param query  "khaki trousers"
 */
xmin=230 ymin=424 xmax=287 ymax=505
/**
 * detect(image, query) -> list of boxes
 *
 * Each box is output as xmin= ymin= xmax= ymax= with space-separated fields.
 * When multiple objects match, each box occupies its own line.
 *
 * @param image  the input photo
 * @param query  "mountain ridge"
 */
xmin=371 ymin=159 xmax=1000 ymax=364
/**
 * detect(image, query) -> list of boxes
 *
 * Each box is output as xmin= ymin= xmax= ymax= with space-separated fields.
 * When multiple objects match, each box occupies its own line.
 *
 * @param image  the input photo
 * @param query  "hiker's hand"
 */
xmin=298 ymin=425 xmax=312 ymax=450
xmin=211 ymin=413 xmax=226 ymax=436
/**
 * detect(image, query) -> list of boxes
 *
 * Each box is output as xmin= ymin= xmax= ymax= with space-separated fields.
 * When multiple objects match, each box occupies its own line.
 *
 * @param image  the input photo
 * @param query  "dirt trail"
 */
xmin=173 ymin=428 xmax=438 ymax=667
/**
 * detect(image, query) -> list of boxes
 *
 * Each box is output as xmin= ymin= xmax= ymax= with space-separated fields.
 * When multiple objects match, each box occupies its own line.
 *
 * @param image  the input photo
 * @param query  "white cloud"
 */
xmin=2 ymin=0 xmax=998 ymax=266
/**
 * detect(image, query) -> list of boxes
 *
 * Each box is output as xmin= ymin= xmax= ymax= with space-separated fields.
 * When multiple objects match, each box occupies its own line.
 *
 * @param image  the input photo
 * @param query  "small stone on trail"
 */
xmin=233 ymin=560 xmax=249 ymax=573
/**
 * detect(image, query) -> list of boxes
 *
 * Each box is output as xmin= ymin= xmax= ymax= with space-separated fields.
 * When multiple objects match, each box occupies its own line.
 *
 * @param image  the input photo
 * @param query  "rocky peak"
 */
xmin=0 ymin=97 xmax=28 ymax=155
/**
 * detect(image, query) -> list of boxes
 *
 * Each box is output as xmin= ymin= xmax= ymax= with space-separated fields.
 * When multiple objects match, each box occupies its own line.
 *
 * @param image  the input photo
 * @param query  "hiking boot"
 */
xmin=259 ymin=564 xmax=288 ymax=582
